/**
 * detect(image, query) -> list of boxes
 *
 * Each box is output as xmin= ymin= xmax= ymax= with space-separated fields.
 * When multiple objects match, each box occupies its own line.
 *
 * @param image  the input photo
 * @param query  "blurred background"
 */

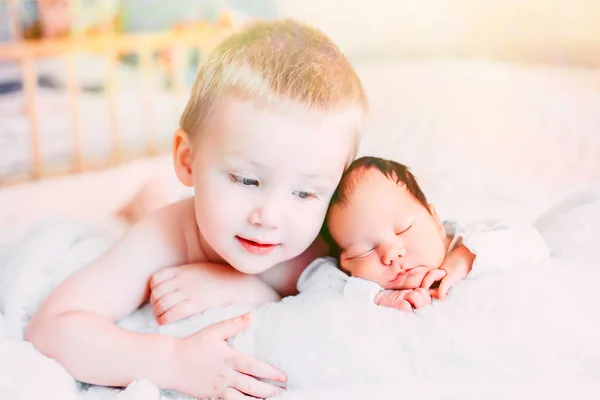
xmin=280 ymin=0 xmax=600 ymax=65
xmin=0 ymin=0 xmax=599 ymax=242
xmin=4 ymin=1 xmax=600 ymax=62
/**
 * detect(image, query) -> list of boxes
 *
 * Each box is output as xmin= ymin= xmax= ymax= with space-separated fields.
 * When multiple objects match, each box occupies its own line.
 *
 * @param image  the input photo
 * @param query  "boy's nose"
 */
xmin=248 ymin=206 xmax=281 ymax=229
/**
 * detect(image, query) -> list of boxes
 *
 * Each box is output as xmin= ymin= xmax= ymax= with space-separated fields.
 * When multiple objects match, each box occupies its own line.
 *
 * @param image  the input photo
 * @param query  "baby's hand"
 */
xmin=421 ymin=245 xmax=475 ymax=300
xmin=149 ymin=265 xmax=207 ymax=325
xmin=374 ymin=288 xmax=432 ymax=312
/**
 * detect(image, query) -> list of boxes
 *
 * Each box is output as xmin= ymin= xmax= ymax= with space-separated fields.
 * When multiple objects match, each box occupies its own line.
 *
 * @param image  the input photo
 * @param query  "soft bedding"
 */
xmin=1 ymin=58 xmax=600 ymax=400
xmin=0 ymin=189 xmax=599 ymax=400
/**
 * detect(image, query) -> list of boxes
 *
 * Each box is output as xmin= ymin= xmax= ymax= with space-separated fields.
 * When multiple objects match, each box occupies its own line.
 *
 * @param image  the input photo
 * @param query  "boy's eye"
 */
xmin=294 ymin=190 xmax=318 ymax=200
xmin=230 ymin=174 xmax=259 ymax=187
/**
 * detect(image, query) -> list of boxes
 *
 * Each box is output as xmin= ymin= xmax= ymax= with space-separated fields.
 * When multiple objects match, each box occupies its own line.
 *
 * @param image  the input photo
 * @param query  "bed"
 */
xmin=1 ymin=9 xmax=600 ymax=400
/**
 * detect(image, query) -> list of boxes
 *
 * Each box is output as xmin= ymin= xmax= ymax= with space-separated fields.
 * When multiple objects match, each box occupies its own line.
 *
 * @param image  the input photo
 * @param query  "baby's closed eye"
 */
xmin=395 ymin=224 xmax=413 ymax=236
xmin=346 ymin=247 xmax=375 ymax=260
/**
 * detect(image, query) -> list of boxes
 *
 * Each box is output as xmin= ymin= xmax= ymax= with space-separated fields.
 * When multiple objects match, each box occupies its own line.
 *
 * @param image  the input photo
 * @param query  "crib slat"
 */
xmin=170 ymin=45 xmax=185 ymax=95
xmin=106 ymin=50 xmax=121 ymax=164
xmin=0 ymin=24 xmax=233 ymax=61
xmin=21 ymin=57 xmax=43 ymax=179
xmin=139 ymin=46 xmax=157 ymax=155
xmin=66 ymin=53 xmax=84 ymax=172
xmin=7 ymin=0 xmax=22 ymax=41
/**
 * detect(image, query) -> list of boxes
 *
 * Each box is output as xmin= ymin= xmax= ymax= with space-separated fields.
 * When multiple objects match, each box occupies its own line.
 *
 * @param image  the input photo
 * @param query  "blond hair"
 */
xmin=180 ymin=19 xmax=368 ymax=155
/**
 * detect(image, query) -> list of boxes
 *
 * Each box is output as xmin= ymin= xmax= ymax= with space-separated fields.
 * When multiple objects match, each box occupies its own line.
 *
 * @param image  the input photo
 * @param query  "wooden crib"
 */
xmin=0 ymin=0 xmax=236 ymax=187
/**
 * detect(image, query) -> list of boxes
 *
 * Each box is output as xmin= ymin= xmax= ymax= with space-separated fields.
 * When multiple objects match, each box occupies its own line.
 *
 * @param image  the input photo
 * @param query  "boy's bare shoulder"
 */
xmin=142 ymin=197 xmax=204 ymax=264
xmin=138 ymin=198 xmax=199 ymax=263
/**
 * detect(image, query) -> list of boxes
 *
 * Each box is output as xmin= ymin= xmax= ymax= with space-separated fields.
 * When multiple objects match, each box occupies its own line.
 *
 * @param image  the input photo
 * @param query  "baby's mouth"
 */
xmin=390 ymin=266 xmax=421 ymax=282
xmin=390 ymin=270 xmax=408 ymax=283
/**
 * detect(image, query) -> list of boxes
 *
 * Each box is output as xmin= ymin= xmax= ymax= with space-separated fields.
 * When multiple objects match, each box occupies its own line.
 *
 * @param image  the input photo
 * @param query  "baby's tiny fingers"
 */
xmin=405 ymin=291 xmax=428 ymax=309
xmin=420 ymin=273 xmax=436 ymax=290
xmin=437 ymin=276 xmax=457 ymax=301
xmin=421 ymin=269 xmax=446 ymax=289
xmin=415 ymin=288 xmax=432 ymax=305
xmin=397 ymin=299 xmax=413 ymax=313
xmin=384 ymin=294 xmax=413 ymax=312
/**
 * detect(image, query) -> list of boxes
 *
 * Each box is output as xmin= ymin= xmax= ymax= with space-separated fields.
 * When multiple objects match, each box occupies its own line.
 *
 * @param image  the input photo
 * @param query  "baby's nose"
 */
xmin=382 ymin=246 xmax=405 ymax=266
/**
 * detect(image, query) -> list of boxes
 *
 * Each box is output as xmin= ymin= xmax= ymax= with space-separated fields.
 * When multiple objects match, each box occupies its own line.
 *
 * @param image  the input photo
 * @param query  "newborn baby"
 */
xmin=314 ymin=156 xmax=550 ymax=311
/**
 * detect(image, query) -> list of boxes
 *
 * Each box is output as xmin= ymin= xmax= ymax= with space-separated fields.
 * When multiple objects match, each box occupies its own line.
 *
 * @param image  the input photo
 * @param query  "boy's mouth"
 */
xmin=236 ymin=236 xmax=279 ymax=255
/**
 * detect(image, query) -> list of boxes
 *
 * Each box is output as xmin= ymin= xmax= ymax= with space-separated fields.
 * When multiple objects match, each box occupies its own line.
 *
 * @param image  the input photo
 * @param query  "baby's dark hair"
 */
xmin=321 ymin=156 xmax=429 ymax=257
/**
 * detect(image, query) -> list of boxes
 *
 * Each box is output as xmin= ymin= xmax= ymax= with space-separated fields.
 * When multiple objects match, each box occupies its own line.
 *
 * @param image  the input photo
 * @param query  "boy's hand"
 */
xmin=150 ymin=263 xmax=281 ymax=325
xmin=374 ymin=288 xmax=432 ymax=312
xmin=172 ymin=312 xmax=286 ymax=399
xmin=149 ymin=265 xmax=203 ymax=325
xmin=421 ymin=245 xmax=475 ymax=300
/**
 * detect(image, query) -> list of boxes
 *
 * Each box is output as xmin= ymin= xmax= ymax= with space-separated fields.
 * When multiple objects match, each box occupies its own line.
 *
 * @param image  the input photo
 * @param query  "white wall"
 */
xmin=275 ymin=0 xmax=600 ymax=65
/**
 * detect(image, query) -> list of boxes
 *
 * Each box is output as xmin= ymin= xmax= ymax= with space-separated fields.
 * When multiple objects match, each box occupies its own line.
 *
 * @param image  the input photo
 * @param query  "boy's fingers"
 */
xmin=230 ymin=351 xmax=287 ymax=383
xmin=149 ymin=280 xmax=178 ymax=305
xmin=155 ymin=290 xmax=187 ymax=316
xmin=157 ymin=300 xmax=193 ymax=325
xmin=150 ymin=268 xmax=177 ymax=288
xmin=154 ymin=298 xmax=196 ymax=324
xmin=222 ymin=387 xmax=253 ymax=400
xmin=229 ymin=370 xmax=282 ymax=399
xmin=207 ymin=312 xmax=253 ymax=340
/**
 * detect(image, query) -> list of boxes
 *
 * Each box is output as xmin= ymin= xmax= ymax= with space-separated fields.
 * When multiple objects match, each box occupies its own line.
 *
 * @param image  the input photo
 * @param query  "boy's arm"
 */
xmin=26 ymin=208 xmax=185 ymax=387
xmin=26 ymin=203 xmax=286 ymax=399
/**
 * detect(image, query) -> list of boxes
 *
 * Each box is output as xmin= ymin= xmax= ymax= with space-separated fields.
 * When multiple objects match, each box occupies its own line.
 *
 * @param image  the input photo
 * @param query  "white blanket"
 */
xmin=1 ymin=191 xmax=599 ymax=400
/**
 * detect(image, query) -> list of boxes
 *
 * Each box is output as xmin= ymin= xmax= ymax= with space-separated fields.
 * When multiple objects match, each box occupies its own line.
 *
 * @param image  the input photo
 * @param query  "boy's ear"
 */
xmin=172 ymin=128 xmax=194 ymax=187
xmin=428 ymin=204 xmax=446 ymax=238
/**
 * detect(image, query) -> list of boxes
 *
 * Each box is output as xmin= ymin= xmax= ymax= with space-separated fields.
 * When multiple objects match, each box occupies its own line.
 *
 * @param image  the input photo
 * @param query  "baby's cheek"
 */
xmin=354 ymin=263 xmax=385 ymax=285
